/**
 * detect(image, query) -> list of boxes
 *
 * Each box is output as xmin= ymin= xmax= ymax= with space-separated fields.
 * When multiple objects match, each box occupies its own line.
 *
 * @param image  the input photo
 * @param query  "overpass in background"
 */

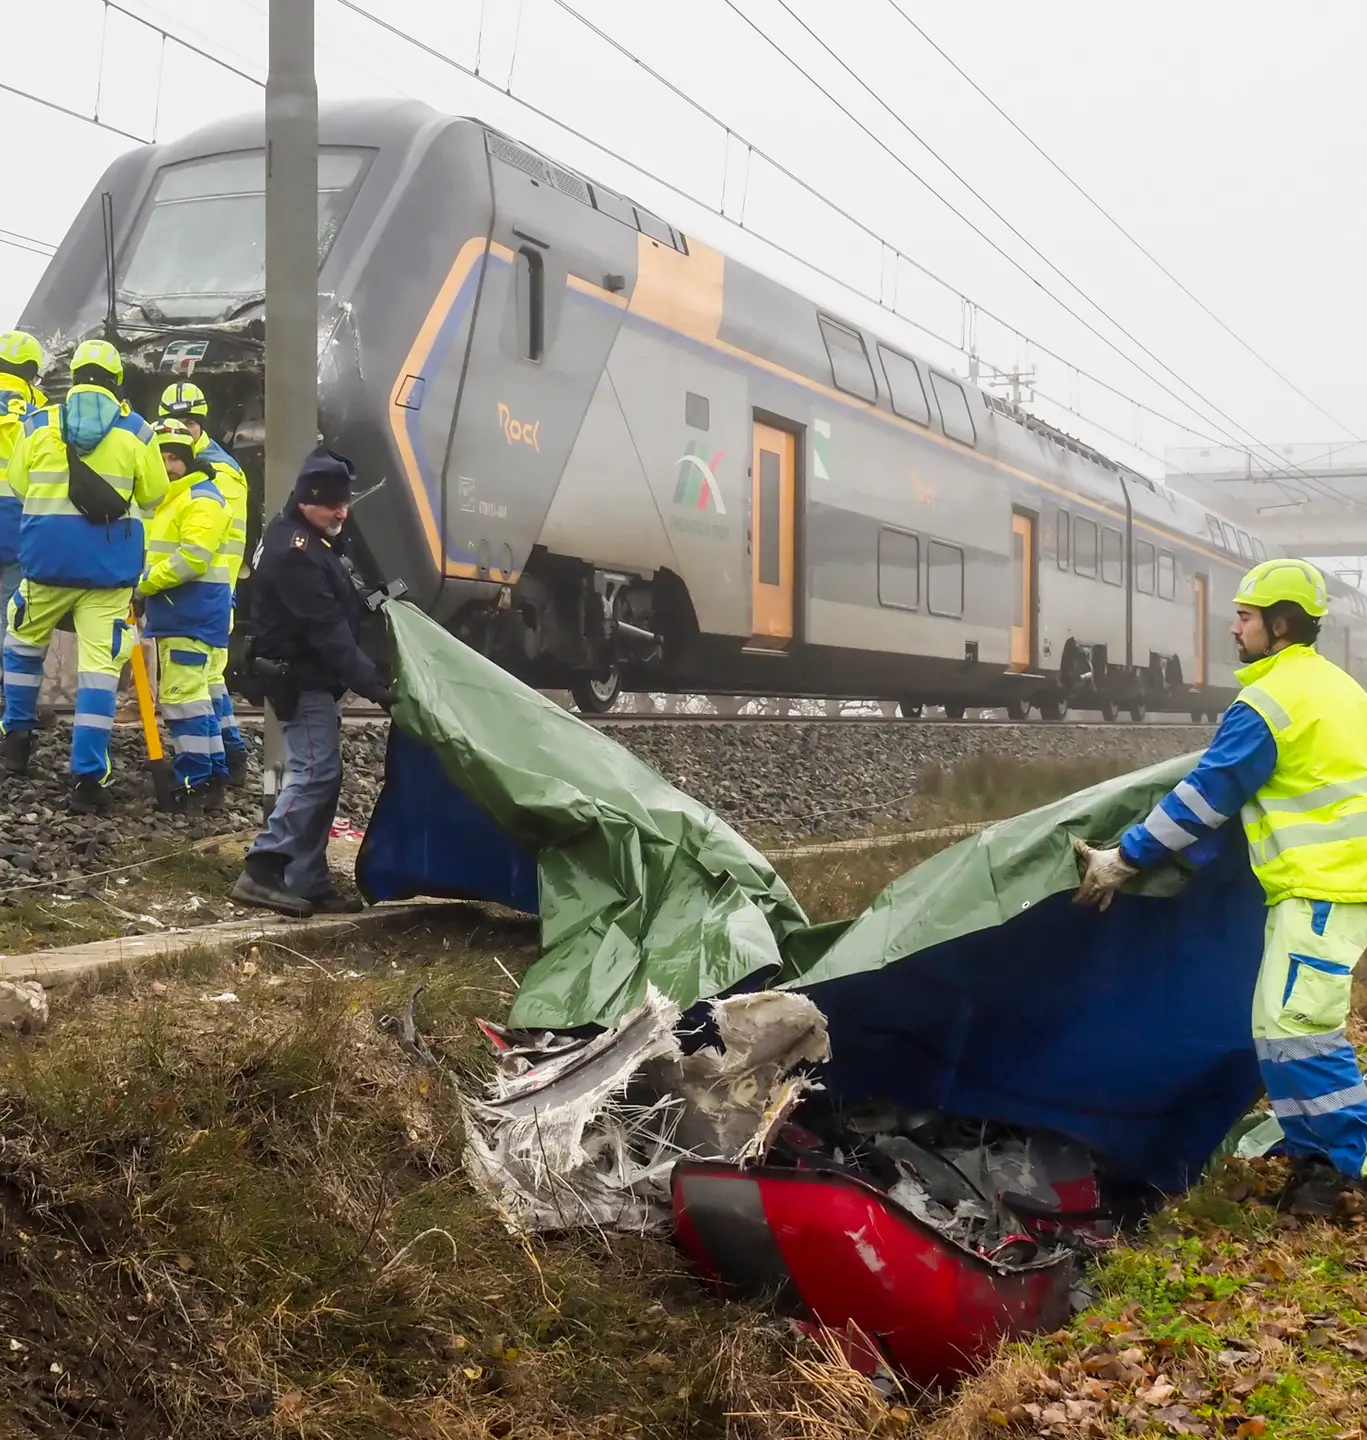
xmin=1166 ymin=443 xmax=1367 ymax=559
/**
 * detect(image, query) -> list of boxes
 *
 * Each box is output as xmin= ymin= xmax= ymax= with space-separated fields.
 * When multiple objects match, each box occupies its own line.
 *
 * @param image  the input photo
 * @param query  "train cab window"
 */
xmin=877 ymin=346 xmax=930 ymax=426
xmin=1252 ymin=537 xmax=1267 ymax=561
xmin=1074 ymin=517 xmax=1098 ymax=577
xmin=930 ymin=372 xmax=977 ymax=446
xmin=1101 ymin=527 xmax=1123 ymax=586
xmin=1220 ymin=521 xmax=1239 ymax=553
xmin=927 ymin=540 xmax=965 ymax=617
xmin=685 ymin=392 xmax=710 ymax=431
xmin=877 ymin=528 xmax=921 ymax=610
xmin=515 ymin=247 xmax=546 ymax=362
xmin=1135 ymin=539 xmax=1156 ymax=594
xmin=1206 ymin=515 xmax=1225 ymax=549
xmin=1056 ymin=510 xmax=1070 ymax=570
xmin=1236 ymin=530 xmax=1254 ymax=561
xmin=1157 ymin=550 xmax=1176 ymax=599
xmin=818 ymin=316 xmax=877 ymax=401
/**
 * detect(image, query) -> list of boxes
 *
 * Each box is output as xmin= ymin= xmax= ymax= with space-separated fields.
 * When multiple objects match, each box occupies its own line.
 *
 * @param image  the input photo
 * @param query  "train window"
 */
xmin=1220 ymin=521 xmax=1239 ymax=553
xmin=1057 ymin=510 xmax=1070 ymax=570
xmin=930 ymin=372 xmax=977 ymax=446
xmin=1101 ymin=527 xmax=1123 ymax=586
xmin=685 ymin=392 xmax=710 ymax=431
xmin=877 ymin=346 xmax=930 ymax=426
xmin=818 ymin=317 xmax=877 ymax=401
xmin=635 ymin=208 xmax=674 ymax=246
xmin=1135 ymin=539 xmax=1156 ymax=594
xmin=927 ymin=540 xmax=964 ymax=617
xmin=1074 ymin=517 xmax=1098 ymax=577
xmin=1236 ymin=530 xmax=1254 ymax=561
xmin=1206 ymin=515 xmax=1225 ymax=549
xmin=1158 ymin=550 xmax=1176 ymax=599
xmin=120 ymin=148 xmax=373 ymax=321
xmin=877 ymin=528 xmax=921 ymax=610
xmin=515 ymin=247 xmax=545 ymax=362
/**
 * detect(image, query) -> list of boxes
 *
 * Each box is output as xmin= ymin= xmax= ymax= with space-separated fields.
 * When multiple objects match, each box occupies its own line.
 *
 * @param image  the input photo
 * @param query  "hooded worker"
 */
xmin=0 ymin=330 xmax=47 ymax=662
xmin=159 ymin=381 xmax=250 ymax=786
xmin=1075 ymin=558 xmax=1367 ymax=1218
xmin=0 ymin=339 xmax=168 ymax=811
xmin=138 ymin=418 xmax=233 ymax=811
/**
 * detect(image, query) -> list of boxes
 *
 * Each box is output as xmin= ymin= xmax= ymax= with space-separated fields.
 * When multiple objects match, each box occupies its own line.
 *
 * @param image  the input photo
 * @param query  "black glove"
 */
xmin=130 ymin=590 xmax=146 ymax=621
xmin=370 ymin=685 xmax=394 ymax=713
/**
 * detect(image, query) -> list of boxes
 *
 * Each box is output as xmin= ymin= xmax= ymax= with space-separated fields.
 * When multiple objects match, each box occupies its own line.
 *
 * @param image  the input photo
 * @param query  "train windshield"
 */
xmin=118 ymin=148 xmax=371 ymax=322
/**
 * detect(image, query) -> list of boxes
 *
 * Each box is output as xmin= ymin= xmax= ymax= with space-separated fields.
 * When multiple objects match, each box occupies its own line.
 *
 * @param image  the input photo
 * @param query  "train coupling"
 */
xmin=613 ymin=617 xmax=664 ymax=665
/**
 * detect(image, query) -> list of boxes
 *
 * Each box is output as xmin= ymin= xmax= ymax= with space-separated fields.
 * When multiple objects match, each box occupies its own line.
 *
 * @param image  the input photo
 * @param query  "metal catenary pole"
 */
xmin=262 ymin=0 xmax=318 ymax=819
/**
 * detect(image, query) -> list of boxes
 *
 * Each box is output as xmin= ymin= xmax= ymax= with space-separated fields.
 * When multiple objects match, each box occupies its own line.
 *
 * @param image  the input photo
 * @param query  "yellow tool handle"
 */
xmin=127 ymin=608 xmax=164 ymax=763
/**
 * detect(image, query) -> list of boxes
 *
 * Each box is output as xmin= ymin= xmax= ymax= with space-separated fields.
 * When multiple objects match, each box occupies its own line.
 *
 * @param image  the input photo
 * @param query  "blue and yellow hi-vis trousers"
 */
xmin=2 ymin=582 xmax=133 ymax=781
xmin=206 ymin=643 xmax=244 ymax=777
xmin=156 ymin=637 xmax=224 ymax=792
xmin=1253 ymin=898 xmax=1367 ymax=1179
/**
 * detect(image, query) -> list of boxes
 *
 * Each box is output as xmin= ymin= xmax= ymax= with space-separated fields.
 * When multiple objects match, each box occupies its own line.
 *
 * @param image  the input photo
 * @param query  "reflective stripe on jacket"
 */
xmin=140 ymin=468 xmax=233 ymax=647
xmin=1235 ymin=644 xmax=1367 ymax=904
xmin=9 ymin=387 xmax=168 ymax=588
xmin=193 ymin=434 xmax=248 ymax=588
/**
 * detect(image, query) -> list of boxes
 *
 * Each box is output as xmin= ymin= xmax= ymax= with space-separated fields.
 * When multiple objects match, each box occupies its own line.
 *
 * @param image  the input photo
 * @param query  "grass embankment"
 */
xmin=1 ymin=755 xmax=1363 ymax=1437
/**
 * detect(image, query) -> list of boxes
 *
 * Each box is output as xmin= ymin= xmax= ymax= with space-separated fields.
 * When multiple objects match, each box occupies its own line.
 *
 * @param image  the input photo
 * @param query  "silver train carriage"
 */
xmin=20 ymin=99 xmax=1367 ymax=716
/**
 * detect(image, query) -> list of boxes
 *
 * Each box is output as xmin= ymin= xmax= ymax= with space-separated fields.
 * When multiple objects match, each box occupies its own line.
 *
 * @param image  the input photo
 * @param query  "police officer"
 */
xmin=0 ymin=331 xmax=47 ymax=662
xmin=230 ymin=446 xmax=391 ymax=917
xmin=1075 ymin=559 xmax=1367 ymax=1217
xmin=141 ymin=419 xmax=232 ymax=811
xmin=0 ymin=340 xmax=167 ymax=811
xmin=159 ymin=381 xmax=250 ymax=785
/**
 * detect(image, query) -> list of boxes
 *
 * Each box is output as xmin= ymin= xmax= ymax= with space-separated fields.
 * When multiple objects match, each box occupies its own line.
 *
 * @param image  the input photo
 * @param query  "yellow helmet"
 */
xmin=159 ymin=381 xmax=207 ymax=419
xmin=153 ymin=417 xmax=195 ymax=458
xmin=1233 ymin=558 xmax=1328 ymax=619
xmin=0 ymin=330 xmax=42 ymax=375
xmin=71 ymin=338 xmax=124 ymax=384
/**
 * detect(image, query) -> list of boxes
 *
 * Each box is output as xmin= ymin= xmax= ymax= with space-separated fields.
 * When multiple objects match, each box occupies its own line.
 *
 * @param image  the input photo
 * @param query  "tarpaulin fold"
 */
xmin=358 ymin=602 xmax=1266 ymax=1190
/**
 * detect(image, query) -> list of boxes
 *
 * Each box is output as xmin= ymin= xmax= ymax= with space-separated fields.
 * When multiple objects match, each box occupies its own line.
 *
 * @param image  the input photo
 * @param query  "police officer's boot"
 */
xmin=203 ymin=775 xmax=228 ymax=814
xmin=0 ymin=728 xmax=32 ymax=776
xmin=70 ymin=776 xmax=111 ymax=815
xmin=225 ymin=747 xmax=249 ymax=787
xmin=230 ymin=853 xmax=315 ymax=919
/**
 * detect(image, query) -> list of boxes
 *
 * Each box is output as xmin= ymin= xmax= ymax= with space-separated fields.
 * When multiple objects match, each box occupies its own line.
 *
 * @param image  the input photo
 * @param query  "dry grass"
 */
xmin=0 ymin=915 xmax=907 ymax=1439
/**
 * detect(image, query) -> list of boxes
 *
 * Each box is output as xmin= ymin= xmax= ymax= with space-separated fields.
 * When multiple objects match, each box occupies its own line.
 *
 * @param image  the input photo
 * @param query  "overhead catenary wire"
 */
xmin=0 ymin=226 xmax=58 ymax=259
xmin=325 ymin=0 xmax=1264 ymax=468
xmin=716 ymin=0 xmax=1358 ymax=510
xmin=884 ymin=0 xmax=1361 ymax=445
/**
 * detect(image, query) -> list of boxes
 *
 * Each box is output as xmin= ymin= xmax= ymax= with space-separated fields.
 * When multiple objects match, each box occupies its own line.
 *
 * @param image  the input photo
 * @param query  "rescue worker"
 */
xmin=0 ymin=331 xmax=47 ymax=661
xmin=140 ymin=419 xmax=233 ymax=811
xmin=159 ymin=381 xmax=249 ymax=785
xmin=0 ymin=339 xmax=167 ymax=811
xmin=229 ymin=446 xmax=391 ymax=918
xmin=1075 ymin=558 xmax=1367 ymax=1217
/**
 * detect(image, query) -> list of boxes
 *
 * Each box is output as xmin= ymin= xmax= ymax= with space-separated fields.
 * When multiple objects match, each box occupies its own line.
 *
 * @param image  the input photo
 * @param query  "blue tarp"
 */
xmin=358 ymin=603 xmax=1265 ymax=1192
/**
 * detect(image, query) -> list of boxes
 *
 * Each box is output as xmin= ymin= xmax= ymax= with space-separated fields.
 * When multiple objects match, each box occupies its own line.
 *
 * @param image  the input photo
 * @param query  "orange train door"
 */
xmin=751 ymin=423 xmax=795 ymax=647
xmin=1193 ymin=574 xmax=1208 ymax=685
xmin=1009 ymin=511 xmax=1035 ymax=669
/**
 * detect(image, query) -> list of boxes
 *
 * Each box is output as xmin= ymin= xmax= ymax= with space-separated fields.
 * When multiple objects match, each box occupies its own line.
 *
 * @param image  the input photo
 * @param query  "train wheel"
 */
xmin=898 ymin=701 xmax=923 ymax=719
xmin=571 ymin=670 xmax=621 ymax=714
xmin=1039 ymin=696 xmax=1069 ymax=723
xmin=1004 ymin=697 xmax=1030 ymax=721
xmin=1099 ymin=699 xmax=1120 ymax=723
xmin=1129 ymin=701 xmax=1148 ymax=723
xmin=943 ymin=703 xmax=967 ymax=721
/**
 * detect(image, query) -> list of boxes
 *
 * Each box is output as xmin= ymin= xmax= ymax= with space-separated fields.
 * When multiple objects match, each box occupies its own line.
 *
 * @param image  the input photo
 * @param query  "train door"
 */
xmin=1193 ymin=574 xmax=1208 ymax=685
xmin=1010 ymin=510 xmax=1036 ymax=669
xmin=750 ymin=423 xmax=796 ymax=648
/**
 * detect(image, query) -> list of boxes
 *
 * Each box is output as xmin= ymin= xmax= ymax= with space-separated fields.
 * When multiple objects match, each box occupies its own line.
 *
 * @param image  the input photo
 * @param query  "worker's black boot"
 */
xmin=158 ymin=784 xmax=206 ymax=816
xmin=225 ymin=747 xmax=249 ymax=787
xmin=0 ymin=728 xmax=33 ymax=776
xmin=70 ymin=776 xmax=111 ymax=815
xmin=230 ymin=853 xmax=314 ymax=919
xmin=203 ymin=775 xmax=228 ymax=814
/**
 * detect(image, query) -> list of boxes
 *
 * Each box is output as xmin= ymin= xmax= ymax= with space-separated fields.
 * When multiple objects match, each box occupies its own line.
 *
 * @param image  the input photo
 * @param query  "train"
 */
xmin=19 ymin=98 xmax=1367 ymax=718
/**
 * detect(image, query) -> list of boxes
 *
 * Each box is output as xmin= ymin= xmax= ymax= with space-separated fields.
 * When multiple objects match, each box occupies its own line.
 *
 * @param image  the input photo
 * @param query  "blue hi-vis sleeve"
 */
xmin=1120 ymin=700 xmax=1276 ymax=870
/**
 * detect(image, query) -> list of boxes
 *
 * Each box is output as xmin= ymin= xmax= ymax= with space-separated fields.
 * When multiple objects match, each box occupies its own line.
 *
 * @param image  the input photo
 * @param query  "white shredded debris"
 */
xmin=0 ymin=980 xmax=48 ymax=1035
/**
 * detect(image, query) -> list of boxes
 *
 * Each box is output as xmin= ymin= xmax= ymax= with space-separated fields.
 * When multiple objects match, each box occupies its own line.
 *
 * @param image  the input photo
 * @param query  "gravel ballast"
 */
xmin=0 ymin=717 xmax=1211 ymax=885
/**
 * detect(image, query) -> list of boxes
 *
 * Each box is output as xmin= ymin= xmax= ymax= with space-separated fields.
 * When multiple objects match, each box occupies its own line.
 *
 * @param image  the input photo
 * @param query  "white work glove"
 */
xmin=1072 ymin=838 xmax=1138 ymax=912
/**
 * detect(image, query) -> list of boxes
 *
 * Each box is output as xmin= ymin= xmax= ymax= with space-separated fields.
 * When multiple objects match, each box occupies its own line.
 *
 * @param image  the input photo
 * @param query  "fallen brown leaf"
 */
xmin=1235 ymin=1420 xmax=1267 ymax=1438
xmin=1151 ymin=1403 xmax=1210 ymax=1437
